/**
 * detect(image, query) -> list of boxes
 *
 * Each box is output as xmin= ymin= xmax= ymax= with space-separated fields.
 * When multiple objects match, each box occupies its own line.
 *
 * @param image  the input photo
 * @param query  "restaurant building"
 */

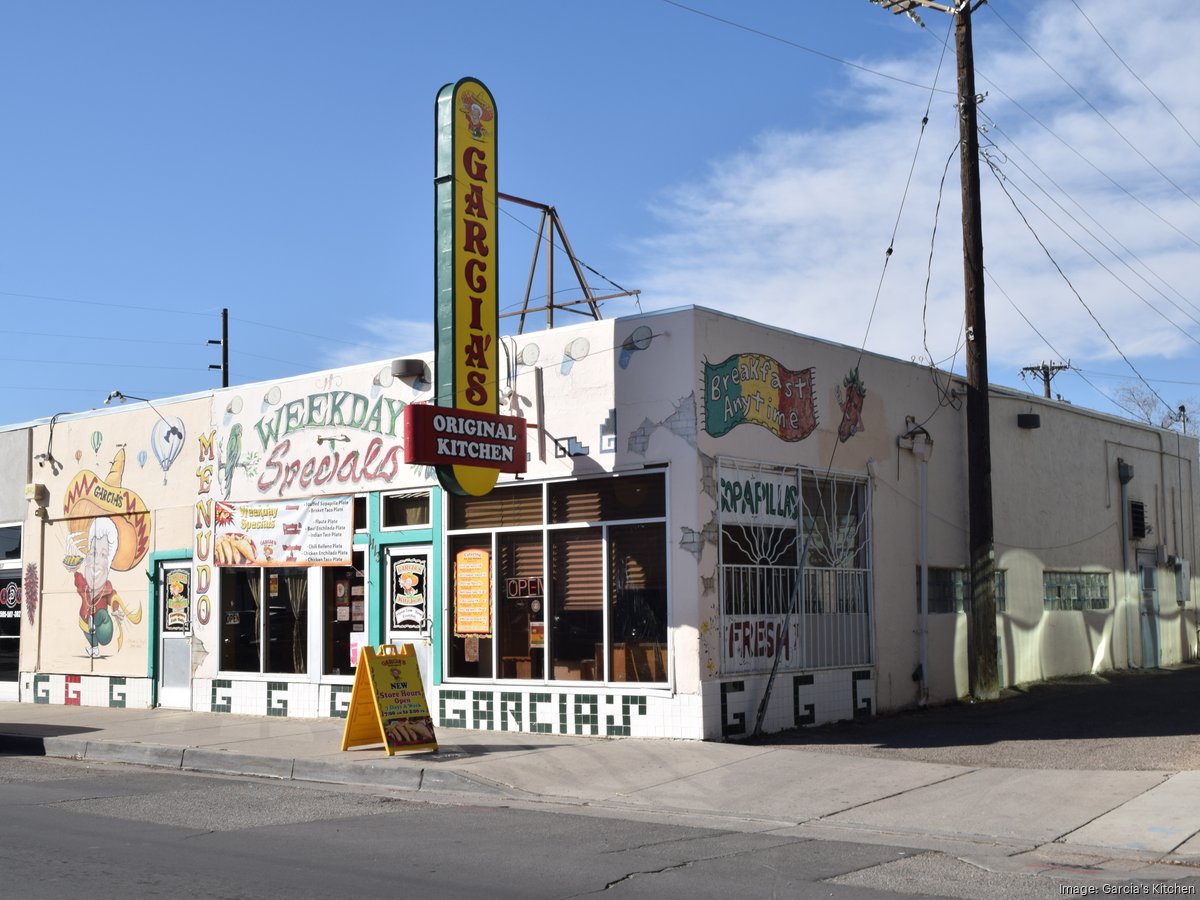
xmin=8 ymin=306 xmax=1198 ymax=739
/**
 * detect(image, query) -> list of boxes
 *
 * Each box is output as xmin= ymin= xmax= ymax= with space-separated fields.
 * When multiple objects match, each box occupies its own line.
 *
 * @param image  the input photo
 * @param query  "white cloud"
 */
xmin=320 ymin=317 xmax=433 ymax=369
xmin=631 ymin=0 xmax=1200 ymax=412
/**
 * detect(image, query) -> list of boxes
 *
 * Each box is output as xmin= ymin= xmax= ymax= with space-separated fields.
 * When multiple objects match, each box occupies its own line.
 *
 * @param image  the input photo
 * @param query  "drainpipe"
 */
xmin=900 ymin=424 xmax=933 ymax=705
xmin=1118 ymin=458 xmax=1135 ymax=669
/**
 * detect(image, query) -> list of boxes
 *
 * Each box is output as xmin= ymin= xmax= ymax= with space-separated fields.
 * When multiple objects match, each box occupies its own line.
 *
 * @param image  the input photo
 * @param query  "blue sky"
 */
xmin=2 ymin=0 xmax=1198 ymax=429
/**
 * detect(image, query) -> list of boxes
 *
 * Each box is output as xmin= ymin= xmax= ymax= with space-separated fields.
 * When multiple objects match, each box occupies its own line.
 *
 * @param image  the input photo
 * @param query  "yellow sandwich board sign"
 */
xmin=340 ymin=644 xmax=437 ymax=756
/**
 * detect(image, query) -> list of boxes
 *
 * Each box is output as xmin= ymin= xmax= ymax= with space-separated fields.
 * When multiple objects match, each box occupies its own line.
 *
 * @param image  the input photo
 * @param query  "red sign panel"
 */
xmin=404 ymin=404 xmax=527 ymax=474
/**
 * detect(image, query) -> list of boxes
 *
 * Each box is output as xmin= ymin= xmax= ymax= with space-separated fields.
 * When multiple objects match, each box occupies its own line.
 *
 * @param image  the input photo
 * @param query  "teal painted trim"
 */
xmin=363 ymin=486 xmax=444 ymax=685
xmin=430 ymin=487 xmax=443 ymax=685
xmin=147 ymin=548 xmax=191 ymax=707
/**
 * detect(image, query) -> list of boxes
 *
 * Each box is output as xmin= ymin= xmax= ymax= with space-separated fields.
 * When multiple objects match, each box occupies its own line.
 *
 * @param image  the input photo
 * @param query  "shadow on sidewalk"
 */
xmin=748 ymin=664 xmax=1200 ymax=771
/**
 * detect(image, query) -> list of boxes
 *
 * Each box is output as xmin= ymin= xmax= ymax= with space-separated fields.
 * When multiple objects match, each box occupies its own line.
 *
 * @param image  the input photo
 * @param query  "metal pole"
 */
xmin=957 ymin=4 xmax=998 ymax=700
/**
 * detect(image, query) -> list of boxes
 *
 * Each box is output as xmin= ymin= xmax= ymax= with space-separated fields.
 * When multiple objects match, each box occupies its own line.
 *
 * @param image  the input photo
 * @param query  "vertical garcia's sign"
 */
xmin=433 ymin=77 xmax=500 ymax=497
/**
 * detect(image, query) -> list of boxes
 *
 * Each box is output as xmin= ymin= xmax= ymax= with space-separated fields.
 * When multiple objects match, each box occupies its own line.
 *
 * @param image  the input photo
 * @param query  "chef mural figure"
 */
xmin=76 ymin=518 xmax=142 ymax=657
xmin=61 ymin=449 xmax=149 ymax=658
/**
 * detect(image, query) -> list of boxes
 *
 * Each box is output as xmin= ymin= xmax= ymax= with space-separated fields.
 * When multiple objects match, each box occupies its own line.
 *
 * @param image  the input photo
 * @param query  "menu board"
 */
xmin=213 ymin=496 xmax=353 ymax=567
xmin=453 ymin=548 xmax=491 ymax=636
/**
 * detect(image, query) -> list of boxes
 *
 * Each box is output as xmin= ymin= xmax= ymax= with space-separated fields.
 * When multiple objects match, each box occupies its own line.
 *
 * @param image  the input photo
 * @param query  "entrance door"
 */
xmin=386 ymin=547 xmax=433 ymax=694
xmin=0 ymin=569 xmax=21 ymax=701
xmin=157 ymin=562 xmax=193 ymax=709
xmin=1137 ymin=549 xmax=1161 ymax=669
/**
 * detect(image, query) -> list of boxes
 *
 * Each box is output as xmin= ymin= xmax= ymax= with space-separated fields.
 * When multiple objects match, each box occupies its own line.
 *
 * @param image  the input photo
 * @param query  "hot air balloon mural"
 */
xmin=74 ymin=450 xmax=82 ymax=462
xmin=150 ymin=416 xmax=186 ymax=483
xmin=90 ymin=431 xmax=102 ymax=454
xmin=137 ymin=449 xmax=148 ymax=468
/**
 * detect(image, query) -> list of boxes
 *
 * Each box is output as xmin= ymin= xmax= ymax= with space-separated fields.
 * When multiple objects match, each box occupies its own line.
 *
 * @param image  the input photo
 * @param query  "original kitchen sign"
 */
xmin=429 ymin=77 xmax=508 ymax=497
xmin=404 ymin=405 xmax=526 ymax=473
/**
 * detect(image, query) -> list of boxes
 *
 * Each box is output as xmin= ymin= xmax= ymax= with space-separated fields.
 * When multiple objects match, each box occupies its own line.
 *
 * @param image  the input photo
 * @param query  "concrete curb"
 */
xmin=83 ymin=740 xmax=186 ymax=769
xmin=291 ymin=757 xmax=425 ymax=790
xmin=3 ymin=732 xmax=513 ymax=796
xmin=183 ymin=748 xmax=295 ymax=780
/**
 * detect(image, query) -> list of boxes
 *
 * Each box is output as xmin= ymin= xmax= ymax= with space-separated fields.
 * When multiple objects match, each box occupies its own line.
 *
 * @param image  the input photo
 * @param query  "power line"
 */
xmin=984 ymin=158 xmax=1171 ymax=411
xmin=1068 ymin=0 xmax=1200 ymax=155
xmin=659 ymin=0 xmax=955 ymax=94
xmin=917 ymin=29 xmax=1200 ymax=252
xmin=980 ymin=117 xmax=1200 ymax=323
xmin=985 ymin=2 xmax=1200 ymax=210
xmin=983 ymin=150 xmax=1200 ymax=348
xmin=0 ymin=289 xmax=218 ymax=318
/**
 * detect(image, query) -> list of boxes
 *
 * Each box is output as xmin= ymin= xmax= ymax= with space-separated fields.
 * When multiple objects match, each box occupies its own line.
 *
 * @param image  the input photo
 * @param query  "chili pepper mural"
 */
xmin=836 ymin=368 xmax=867 ymax=443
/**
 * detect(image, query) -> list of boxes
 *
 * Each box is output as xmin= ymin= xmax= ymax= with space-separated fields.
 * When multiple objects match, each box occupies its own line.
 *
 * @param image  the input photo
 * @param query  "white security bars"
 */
xmin=718 ymin=459 xmax=872 ymax=674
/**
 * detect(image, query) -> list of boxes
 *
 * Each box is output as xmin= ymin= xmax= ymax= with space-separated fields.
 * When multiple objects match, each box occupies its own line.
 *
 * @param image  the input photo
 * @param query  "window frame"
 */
xmin=218 ymin=565 xmax=317 ymax=677
xmin=919 ymin=566 xmax=1008 ymax=614
xmin=1043 ymin=571 xmax=1111 ymax=611
xmin=379 ymin=490 xmax=433 ymax=532
xmin=716 ymin=459 xmax=873 ymax=675
xmin=443 ymin=471 xmax=669 ymax=686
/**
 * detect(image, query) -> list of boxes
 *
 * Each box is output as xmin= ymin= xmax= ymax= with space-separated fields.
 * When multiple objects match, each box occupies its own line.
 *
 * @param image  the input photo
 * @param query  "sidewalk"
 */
xmin=5 ymin=667 xmax=1200 ymax=886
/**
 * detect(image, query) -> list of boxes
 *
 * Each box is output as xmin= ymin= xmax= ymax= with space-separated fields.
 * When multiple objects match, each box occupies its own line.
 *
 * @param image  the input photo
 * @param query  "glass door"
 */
xmin=158 ymin=561 xmax=193 ymax=708
xmin=386 ymin=546 xmax=433 ymax=695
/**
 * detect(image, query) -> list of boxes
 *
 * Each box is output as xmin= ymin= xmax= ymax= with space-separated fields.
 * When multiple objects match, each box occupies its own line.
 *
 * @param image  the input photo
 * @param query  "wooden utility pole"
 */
xmin=208 ymin=307 xmax=229 ymax=387
xmin=956 ymin=5 xmax=998 ymax=701
xmin=1020 ymin=361 xmax=1070 ymax=399
xmin=873 ymin=0 xmax=997 ymax=699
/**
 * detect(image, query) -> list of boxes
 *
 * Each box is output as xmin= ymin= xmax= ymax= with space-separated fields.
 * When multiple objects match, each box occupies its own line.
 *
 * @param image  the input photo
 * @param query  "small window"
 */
xmin=920 ymin=567 xmax=1007 ymax=614
xmin=381 ymin=492 xmax=431 ymax=529
xmin=353 ymin=496 xmax=367 ymax=532
xmin=1043 ymin=571 xmax=1110 ymax=610
xmin=0 ymin=526 xmax=19 ymax=562
xmin=1130 ymin=501 xmax=1148 ymax=540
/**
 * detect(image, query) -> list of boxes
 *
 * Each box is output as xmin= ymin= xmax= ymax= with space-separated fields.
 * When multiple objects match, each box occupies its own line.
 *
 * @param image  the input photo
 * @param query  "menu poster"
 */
xmin=392 ymin=555 xmax=428 ymax=632
xmin=214 ymin=496 xmax=353 ymax=567
xmin=453 ymin=548 xmax=491 ymax=637
xmin=162 ymin=567 xmax=191 ymax=632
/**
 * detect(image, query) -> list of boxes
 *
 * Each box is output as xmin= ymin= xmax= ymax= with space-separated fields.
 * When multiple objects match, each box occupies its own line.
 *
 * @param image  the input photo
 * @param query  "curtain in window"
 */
xmin=285 ymin=570 xmax=308 ymax=673
xmin=247 ymin=574 xmax=261 ymax=660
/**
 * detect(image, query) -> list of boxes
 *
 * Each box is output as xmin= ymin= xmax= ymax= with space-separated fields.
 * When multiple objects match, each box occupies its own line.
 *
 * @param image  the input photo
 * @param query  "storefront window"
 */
xmin=0 ymin=525 xmax=19 ymax=561
xmin=549 ymin=528 xmax=603 ymax=680
xmin=717 ymin=459 xmax=872 ymax=675
xmin=498 ymin=532 xmax=544 ymax=679
xmin=608 ymin=523 xmax=667 ymax=682
xmin=323 ymin=550 xmax=365 ymax=675
xmin=382 ymin=492 xmax=431 ymax=529
xmin=0 ymin=525 xmax=21 ymax=681
xmin=447 ymin=535 xmax=492 ymax=678
xmin=219 ymin=567 xmax=309 ymax=675
xmin=447 ymin=473 xmax=667 ymax=684
xmin=450 ymin=483 xmax=542 ymax=529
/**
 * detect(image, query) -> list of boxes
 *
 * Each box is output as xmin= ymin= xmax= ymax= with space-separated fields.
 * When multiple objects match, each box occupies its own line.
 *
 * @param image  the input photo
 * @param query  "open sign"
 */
xmin=505 ymin=577 xmax=544 ymax=599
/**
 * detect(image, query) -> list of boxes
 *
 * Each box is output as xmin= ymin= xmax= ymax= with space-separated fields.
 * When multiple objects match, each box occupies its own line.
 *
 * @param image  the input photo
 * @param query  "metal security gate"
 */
xmin=718 ymin=459 xmax=872 ymax=675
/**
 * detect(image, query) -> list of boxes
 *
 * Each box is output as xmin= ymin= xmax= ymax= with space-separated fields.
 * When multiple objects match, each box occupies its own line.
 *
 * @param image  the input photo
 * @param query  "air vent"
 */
xmin=1130 ymin=500 xmax=1148 ymax=539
